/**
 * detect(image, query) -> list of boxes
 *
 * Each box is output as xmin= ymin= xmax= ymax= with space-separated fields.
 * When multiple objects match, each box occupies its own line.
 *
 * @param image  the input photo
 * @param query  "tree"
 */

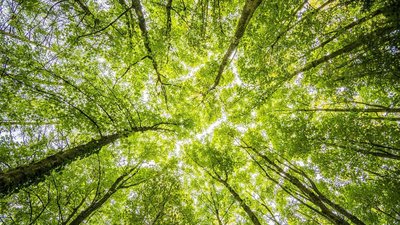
xmin=0 ymin=123 xmax=174 ymax=196
xmin=1 ymin=0 xmax=399 ymax=224
xmin=242 ymin=143 xmax=365 ymax=225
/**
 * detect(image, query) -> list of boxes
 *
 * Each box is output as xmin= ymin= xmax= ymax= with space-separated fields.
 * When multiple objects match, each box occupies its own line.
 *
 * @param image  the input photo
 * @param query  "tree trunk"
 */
xmin=292 ymin=108 xmax=400 ymax=113
xmin=132 ymin=0 xmax=168 ymax=103
xmin=69 ymin=189 xmax=116 ymax=225
xmin=0 ymin=125 xmax=160 ymax=196
xmin=132 ymin=0 xmax=163 ymax=82
xmin=255 ymin=154 xmax=350 ymax=224
xmin=165 ymin=0 xmax=173 ymax=37
xmin=287 ymin=175 xmax=351 ymax=225
xmin=291 ymin=25 xmax=396 ymax=77
xmin=68 ymin=165 xmax=139 ymax=225
xmin=330 ymin=143 xmax=400 ymax=160
xmin=250 ymin=147 xmax=365 ymax=225
xmin=220 ymin=179 xmax=262 ymax=225
xmin=311 ymin=6 xmax=386 ymax=52
xmin=209 ymin=0 xmax=262 ymax=91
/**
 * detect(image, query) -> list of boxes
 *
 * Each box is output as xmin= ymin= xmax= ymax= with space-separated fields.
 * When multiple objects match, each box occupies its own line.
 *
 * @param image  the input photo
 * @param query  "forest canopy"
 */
xmin=0 ymin=0 xmax=399 ymax=224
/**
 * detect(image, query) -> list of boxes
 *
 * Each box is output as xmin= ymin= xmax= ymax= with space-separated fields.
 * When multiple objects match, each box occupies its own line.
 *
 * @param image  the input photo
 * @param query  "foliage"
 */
xmin=0 ymin=0 xmax=399 ymax=224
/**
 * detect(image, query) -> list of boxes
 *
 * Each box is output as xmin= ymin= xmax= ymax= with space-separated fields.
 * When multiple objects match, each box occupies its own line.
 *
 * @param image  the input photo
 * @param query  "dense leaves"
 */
xmin=1 ymin=0 xmax=399 ymax=224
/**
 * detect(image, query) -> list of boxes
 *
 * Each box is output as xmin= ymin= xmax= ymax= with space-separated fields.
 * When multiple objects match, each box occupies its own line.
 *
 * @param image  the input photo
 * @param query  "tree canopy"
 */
xmin=0 ymin=0 xmax=399 ymax=224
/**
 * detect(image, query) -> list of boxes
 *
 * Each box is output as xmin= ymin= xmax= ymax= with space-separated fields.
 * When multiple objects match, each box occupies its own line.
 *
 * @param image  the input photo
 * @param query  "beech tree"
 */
xmin=1 ymin=0 xmax=399 ymax=224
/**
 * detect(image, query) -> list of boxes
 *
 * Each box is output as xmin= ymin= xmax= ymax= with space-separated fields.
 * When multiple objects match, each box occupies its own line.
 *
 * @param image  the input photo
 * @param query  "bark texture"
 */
xmin=0 ymin=126 xmax=160 ymax=196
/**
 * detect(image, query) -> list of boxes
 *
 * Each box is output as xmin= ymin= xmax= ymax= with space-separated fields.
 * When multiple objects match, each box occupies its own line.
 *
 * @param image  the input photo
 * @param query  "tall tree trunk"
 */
xmin=68 ymin=165 xmax=141 ymax=225
xmin=290 ymin=24 xmax=396 ymax=77
xmin=310 ymin=5 xmax=386 ymax=52
xmin=132 ymin=0 xmax=164 ymax=80
xmin=132 ymin=0 xmax=168 ymax=103
xmin=286 ymin=174 xmax=351 ymax=225
xmin=165 ymin=0 xmax=173 ymax=37
xmin=291 ymin=108 xmax=400 ymax=113
xmin=68 ymin=188 xmax=117 ymax=225
xmin=209 ymin=0 xmax=262 ymax=92
xmin=328 ymin=143 xmax=400 ymax=160
xmin=197 ymin=160 xmax=262 ymax=225
xmin=259 ymin=24 xmax=396 ymax=103
xmin=219 ymin=179 xmax=262 ymax=225
xmin=215 ymin=208 xmax=224 ymax=225
xmin=248 ymin=147 xmax=365 ymax=225
xmin=270 ymin=0 xmax=335 ymax=50
xmin=254 ymin=155 xmax=350 ymax=224
xmin=0 ymin=125 xmax=163 ymax=196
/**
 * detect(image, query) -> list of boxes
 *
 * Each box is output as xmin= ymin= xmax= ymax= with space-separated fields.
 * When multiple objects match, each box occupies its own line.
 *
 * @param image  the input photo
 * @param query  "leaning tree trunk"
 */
xmin=289 ymin=24 xmax=397 ymax=78
xmin=253 ymin=149 xmax=366 ymax=225
xmin=68 ymin=183 xmax=118 ymax=225
xmin=67 ymin=165 xmax=140 ymax=225
xmin=0 ymin=125 xmax=161 ymax=196
xmin=291 ymin=108 xmax=400 ymax=113
xmin=220 ymin=179 xmax=262 ymax=225
xmin=199 ymin=162 xmax=262 ymax=225
xmin=209 ymin=0 xmax=263 ymax=92
xmin=251 ymin=154 xmax=350 ymax=225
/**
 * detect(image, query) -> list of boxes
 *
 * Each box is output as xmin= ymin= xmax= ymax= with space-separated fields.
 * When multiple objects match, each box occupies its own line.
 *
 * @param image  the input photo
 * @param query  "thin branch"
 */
xmin=77 ymin=5 xmax=134 ymax=39
xmin=113 ymin=55 xmax=150 ymax=86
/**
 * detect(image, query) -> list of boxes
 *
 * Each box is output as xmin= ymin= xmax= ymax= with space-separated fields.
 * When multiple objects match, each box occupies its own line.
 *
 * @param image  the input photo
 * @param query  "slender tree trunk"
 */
xmin=355 ymin=141 xmax=400 ymax=152
xmin=250 ymin=156 xmax=337 ymax=224
xmin=219 ymin=179 xmax=262 ymax=225
xmin=286 ymin=174 xmax=350 ymax=225
xmin=215 ymin=209 xmax=224 ymax=225
xmin=353 ymin=148 xmax=400 ymax=160
xmin=311 ymin=6 xmax=386 ymax=52
xmin=209 ymin=0 xmax=262 ymax=91
xmin=132 ymin=0 xmax=163 ymax=82
xmin=69 ymin=188 xmax=116 ymax=225
xmin=132 ymin=0 xmax=168 ymax=103
xmin=68 ymin=165 xmax=140 ymax=225
xmin=259 ymin=24 xmax=397 ymax=103
xmin=0 ymin=125 xmax=162 ymax=196
xmin=198 ymin=161 xmax=262 ymax=225
xmin=291 ymin=108 xmax=400 ymax=113
xmin=257 ymin=154 xmax=350 ymax=225
xmin=151 ymin=198 xmax=168 ymax=225
xmin=291 ymin=25 xmax=396 ymax=77
xmin=248 ymin=147 xmax=365 ymax=225
xmin=329 ymin=143 xmax=400 ymax=160
xmin=270 ymin=0 xmax=335 ymax=50
xmin=318 ymin=195 xmax=366 ymax=225
xmin=165 ymin=0 xmax=173 ymax=37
